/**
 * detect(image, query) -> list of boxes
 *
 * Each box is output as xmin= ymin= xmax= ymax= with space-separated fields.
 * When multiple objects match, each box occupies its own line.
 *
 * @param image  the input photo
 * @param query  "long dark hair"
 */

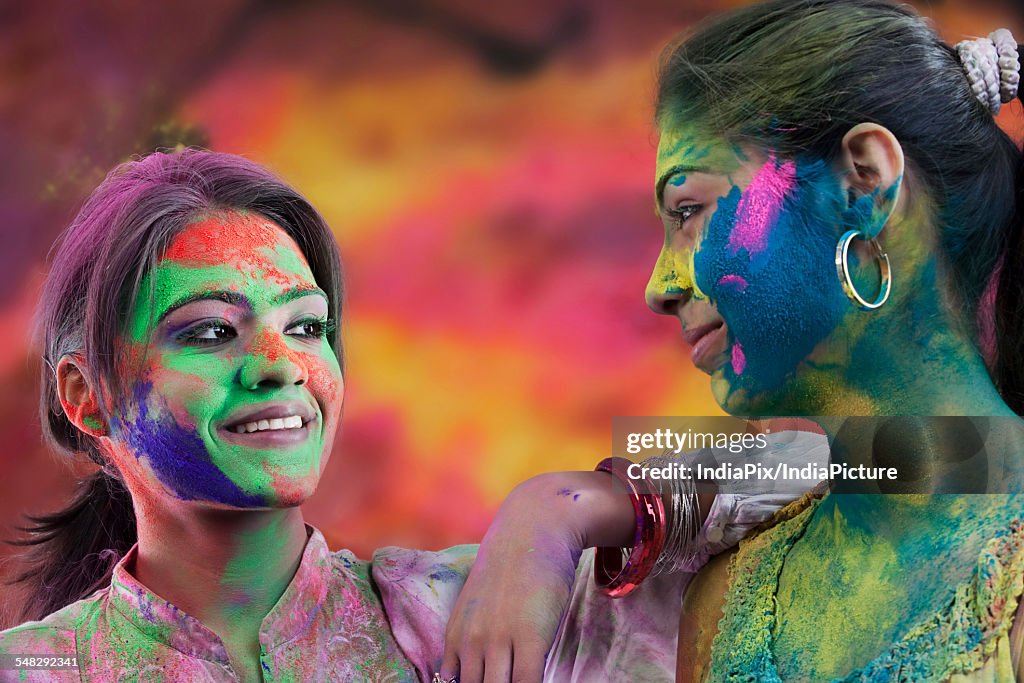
xmin=655 ymin=0 xmax=1024 ymax=413
xmin=10 ymin=148 xmax=344 ymax=623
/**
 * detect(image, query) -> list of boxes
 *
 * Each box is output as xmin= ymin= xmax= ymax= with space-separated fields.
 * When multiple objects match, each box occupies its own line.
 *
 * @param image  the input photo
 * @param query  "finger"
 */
xmin=511 ymin=639 xmax=547 ymax=683
xmin=458 ymin=653 xmax=483 ymax=683
xmin=440 ymin=635 xmax=462 ymax=683
xmin=481 ymin=642 xmax=512 ymax=683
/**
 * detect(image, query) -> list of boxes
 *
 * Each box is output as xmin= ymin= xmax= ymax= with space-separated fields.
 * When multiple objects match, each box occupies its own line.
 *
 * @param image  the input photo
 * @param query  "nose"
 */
xmin=238 ymin=327 xmax=308 ymax=390
xmin=646 ymin=246 xmax=696 ymax=315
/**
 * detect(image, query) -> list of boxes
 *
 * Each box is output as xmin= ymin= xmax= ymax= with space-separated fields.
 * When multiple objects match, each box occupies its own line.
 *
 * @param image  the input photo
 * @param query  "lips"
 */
xmin=681 ymin=322 xmax=723 ymax=348
xmin=219 ymin=401 xmax=318 ymax=448
xmin=681 ymin=320 xmax=729 ymax=373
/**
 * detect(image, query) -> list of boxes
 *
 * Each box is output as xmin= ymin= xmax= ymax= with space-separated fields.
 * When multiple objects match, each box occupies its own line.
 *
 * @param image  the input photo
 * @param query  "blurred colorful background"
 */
xmin=1 ymin=0 xmax=1022 ymax=619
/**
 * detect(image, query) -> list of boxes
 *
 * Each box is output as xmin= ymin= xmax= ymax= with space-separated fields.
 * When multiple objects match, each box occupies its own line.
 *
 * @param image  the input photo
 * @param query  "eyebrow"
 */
xmin=273 ymin=286 xmax=329 ymax=306
xmin=157 ymin=287 xmax=328 ymax=323
xmin=655 ymin=164 xmax=712 ymax=208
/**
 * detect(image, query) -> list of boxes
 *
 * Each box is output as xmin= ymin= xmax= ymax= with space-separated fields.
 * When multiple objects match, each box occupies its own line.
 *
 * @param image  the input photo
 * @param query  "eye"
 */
xmin=177 ymin=321 xmax=237 ymax=346
xmin=666 ymin=203 xmax=703 ymax=228
xmin=285 ymin=317 xmax=336 ymax=340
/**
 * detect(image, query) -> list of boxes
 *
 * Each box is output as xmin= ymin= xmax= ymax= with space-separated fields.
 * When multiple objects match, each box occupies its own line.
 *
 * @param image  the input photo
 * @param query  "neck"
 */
xmin=130 ymin=497 xmax=309 ymax=640
xmin=831 ymin=330 xmax=1010 ymax=417
xmin=803 ymin=259 xmax=1016 ymax=418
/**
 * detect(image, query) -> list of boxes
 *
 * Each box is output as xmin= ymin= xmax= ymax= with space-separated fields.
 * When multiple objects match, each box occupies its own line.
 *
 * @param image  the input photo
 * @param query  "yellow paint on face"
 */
xmin=645 ymin=246 xmax=704 ymax=301
xmin=654 ymin=125 xmax=745 ymax=191
xmin=648 ymin=125 xmax=747 ymax=307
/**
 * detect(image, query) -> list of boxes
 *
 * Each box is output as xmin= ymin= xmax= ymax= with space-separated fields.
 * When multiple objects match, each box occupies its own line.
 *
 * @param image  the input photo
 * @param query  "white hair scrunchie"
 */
xmin=956 ymin=29 xmax=1021 ymax=116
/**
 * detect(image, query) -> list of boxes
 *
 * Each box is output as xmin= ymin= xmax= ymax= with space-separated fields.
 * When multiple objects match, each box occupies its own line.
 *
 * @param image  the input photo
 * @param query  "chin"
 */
xmin=260 ymin=474 xmax=319 ymax=508
xmin=711 ymin=372 xmax=806 ymax=418
xmin=710 ymin=370 xmax=764 ymax=417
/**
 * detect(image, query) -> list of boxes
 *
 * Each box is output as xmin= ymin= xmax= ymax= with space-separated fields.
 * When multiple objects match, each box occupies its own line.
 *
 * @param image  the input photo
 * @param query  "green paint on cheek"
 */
xmin=83 ymin=416 xmax=103 ymax=431
xmin=115 ymin=233 xmax=333 ymax=507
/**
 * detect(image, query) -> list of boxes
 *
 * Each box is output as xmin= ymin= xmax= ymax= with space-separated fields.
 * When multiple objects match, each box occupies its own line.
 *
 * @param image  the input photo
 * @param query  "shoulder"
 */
xmin=370 ymin=544 xmax=477 ymax=587
xmin=365 ymin=544 xmax=478 ymax=680
xmin=326 ymin=544 xmax=477 ymax=596
xmin=0 ymin=595 xmax=99 ymax=651
xmin=0 ymin=594 xmax=103 ymax=682
xmin=368 ymin=544 xmax=477 ymax=623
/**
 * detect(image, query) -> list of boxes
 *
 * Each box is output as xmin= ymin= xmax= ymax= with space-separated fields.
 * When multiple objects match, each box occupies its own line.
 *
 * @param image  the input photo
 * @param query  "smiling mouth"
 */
xmin=229 ymin=415 xmax=306 ymax=434
xmin=219 ymin=403 xmax=318 ymax=447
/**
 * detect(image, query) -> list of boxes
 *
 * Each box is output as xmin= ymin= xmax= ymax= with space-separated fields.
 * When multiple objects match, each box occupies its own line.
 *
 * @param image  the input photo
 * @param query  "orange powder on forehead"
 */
xmin=161 ymin=211 xmax=311 ymax=286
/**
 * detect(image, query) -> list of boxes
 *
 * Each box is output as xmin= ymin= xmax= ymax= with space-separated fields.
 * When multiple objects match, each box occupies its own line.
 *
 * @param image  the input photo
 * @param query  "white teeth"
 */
xmin=231 ymin=415 xmax=306 ymax=434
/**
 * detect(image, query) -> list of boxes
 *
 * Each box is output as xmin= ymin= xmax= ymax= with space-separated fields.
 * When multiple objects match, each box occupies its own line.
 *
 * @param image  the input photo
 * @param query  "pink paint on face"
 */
xmin=731 ymin=342 xmax=746 ymax=375
xmin=727 ymin=156 xmax=797 ymax=257
xmin=716 ymin=274 xmax=748 ymax=295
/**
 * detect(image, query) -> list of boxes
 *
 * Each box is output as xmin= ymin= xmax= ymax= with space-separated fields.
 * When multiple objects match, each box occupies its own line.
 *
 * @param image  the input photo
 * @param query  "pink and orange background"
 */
xmin=1 ymin=0 xmax=1021 ymax=618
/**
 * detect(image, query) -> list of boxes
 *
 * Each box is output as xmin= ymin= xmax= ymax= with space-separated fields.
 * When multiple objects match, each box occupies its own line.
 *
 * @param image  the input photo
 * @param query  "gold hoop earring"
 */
xmin=834 ymin=229 xmax=892 ymax=310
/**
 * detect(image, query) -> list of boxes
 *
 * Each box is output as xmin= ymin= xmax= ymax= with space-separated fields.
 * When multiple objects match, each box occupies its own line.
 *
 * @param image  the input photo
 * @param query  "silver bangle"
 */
xmin=641 ymin=451 xmax=703 ymax=576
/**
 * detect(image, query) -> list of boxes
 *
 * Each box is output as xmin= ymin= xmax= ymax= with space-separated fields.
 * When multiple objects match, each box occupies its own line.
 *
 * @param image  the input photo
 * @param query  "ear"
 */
xmin=837 ymin=123 xmax=905 ymax=240
xmin=56 ymin=355 xmax=107 ymax=437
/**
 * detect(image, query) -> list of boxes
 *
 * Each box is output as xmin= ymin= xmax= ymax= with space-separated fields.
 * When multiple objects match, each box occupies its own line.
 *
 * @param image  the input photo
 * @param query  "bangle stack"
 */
xmin=593 ymin=457 xmax=666 ymax=598
xmin=645 ymin=452 xmax=703 ymax=576
xmin=593 ymin=452 xmax=704 ymax=597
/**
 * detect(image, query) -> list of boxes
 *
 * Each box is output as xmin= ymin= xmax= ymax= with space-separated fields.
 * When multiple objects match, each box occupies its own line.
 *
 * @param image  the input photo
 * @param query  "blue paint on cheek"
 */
xmin=693 ymin=160 xmax=848 ymax=399
xmin=113 ymin=382 xmax=264 ymax=507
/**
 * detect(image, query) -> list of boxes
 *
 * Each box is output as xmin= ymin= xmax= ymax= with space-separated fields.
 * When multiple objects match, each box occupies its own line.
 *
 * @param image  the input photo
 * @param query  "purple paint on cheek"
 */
xmin=731 ymin=343 xmax=746 ymax=375
xmin=556 ymin=487 xmax=573 ymax=496
xmin=114 ymin=382 xmax=264 ymax=507
xmin=717 ymin=274 xmax=748 ymax=294
xmin=727 ymin=156 xmax=797 ymax=257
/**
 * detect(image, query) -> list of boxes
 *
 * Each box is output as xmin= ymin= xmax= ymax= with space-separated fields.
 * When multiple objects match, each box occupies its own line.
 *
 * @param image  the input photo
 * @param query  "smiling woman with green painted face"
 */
xmin=111 ymin=212 xmax=343 ymax=510
xmin=0 ymin=150 xmax=491 ymax=682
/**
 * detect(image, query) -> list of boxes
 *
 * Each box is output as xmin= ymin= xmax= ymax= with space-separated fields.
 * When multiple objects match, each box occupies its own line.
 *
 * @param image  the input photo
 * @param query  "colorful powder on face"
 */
xmin=116 ymin=382 xmax=266 ymax=508
xmin=646 ymin=247 xmax=707 ymax=303
xmin=726 ymin=155 xmax=797 ymax=259
xmin=249 ymin=326 xmax=298 ymax=366
xmin=694 ymin=157 xmax=848 ymax=410
xmin=731 ymin=343 xmax=746 ymax=375
xmin=716 ymin=274 xmax=748 ymax=295
xmin=162 ymin=212 xmax=312 ymax=289
xmin=112 ymin=216 xmax=344 ymax=508
xmin=261 ymin=457 xmax=318 ymax=505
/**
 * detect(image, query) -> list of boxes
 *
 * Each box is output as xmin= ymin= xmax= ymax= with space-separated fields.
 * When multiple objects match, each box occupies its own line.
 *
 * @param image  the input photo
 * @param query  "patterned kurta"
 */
xmin=0 ymin=527 xmax=474 ymax=682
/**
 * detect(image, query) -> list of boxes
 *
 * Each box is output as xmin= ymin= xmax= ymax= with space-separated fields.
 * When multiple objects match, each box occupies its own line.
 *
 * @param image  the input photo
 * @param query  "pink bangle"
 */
xmin=593 ymin=457 xmax=666 ymax=597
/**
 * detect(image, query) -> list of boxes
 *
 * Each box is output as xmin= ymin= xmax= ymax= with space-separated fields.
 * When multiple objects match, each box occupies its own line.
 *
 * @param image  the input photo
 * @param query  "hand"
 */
xmin=440 ymin=471 xmax=634 ymax=683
